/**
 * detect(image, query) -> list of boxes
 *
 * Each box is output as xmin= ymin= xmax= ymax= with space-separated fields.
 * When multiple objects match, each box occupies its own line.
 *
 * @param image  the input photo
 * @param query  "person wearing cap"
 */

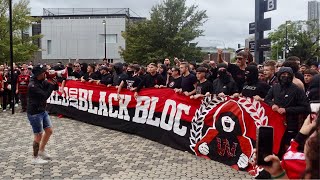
xmin=95 ymin=66 xmax=113 ymax=87
xmin=27 ymin=64 xmax=58 ymax=164
xmin=212 ymin=63 xmax=238 ymax=97
xmin=264 ymin=67 xmax=310 ymax=158
xmin=190 ymin=67 xmax=213 ymax=99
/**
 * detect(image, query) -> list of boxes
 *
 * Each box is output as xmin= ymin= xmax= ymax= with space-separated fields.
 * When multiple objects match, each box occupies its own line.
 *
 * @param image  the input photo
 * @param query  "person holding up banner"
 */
xmin=117 ymin=65 xmax=141 ymax=100
xmin=190 ymin=67 xmax=213 ymax=99
xmin=264 ymin=67 xmax=310 ymax=158
xmin=174 ymin=62 xmax=197 ymax=97
xmin=134 ymin=63 xmax=165 ymax=99
xmin=27 ymin=65 xmax=58 ymax=164
xmin=212 ymin=63 xmax=238 ymax=97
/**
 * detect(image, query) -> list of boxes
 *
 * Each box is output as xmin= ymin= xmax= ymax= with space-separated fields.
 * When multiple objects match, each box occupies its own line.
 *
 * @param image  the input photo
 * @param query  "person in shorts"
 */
xmin=27 ymin=65 xmax=58 ymax=164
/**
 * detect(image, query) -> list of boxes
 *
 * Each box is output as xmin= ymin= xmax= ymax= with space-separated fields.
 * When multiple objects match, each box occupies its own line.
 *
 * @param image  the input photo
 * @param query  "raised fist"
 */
xmin=198 ymin=142 xmax=209 ymax=155
xmin=237 ymin=153 xmax=249 ymax=169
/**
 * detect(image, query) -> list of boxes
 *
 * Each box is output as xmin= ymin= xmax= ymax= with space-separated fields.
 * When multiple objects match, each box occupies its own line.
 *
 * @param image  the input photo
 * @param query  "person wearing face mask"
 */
xmin=264 ymin=67 xmax=310 ymax=158
xmin=117 ymin=65 xmax=142 ymax=100
xmin=241 ymin=65 xmax=270 ymax=100
xmin=212 ymin=63 xmax=238 ymax=97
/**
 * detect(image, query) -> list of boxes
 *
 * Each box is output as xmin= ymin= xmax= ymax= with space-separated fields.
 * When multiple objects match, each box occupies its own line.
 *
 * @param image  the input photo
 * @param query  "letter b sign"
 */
xmin=263 ymin=0 xmax=277 ymax=12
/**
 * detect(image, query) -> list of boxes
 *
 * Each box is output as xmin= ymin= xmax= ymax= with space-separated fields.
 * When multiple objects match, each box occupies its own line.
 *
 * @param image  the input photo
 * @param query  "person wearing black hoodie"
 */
xmin=306 ymin=74 xmax=320 ymax=102
xmin=112 ymin=63 xmax=128 ymax=86
xmin=264 ymin=67 xmax=310 ymax=157
xmin=241 ymin=65 xmax=270 ymax=100
xmin=212 ymin=63 xmax=238 ymax=97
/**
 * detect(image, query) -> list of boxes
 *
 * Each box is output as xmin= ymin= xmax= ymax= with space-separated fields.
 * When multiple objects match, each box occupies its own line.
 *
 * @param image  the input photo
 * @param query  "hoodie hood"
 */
xmin=245 ymin=65 xmax=258 ymax=85
xmin=114 ymin=63 xmax=123 ymax=74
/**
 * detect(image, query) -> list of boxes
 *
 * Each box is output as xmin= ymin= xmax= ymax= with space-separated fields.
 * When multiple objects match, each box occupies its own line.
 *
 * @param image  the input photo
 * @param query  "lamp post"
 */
xmin=285 ymin=21 xmax=291 ymax=59
xmin=9 ymin=0 xmax=14 ymax=114
xmin=102 ymin=20 xmax=106 ymax=59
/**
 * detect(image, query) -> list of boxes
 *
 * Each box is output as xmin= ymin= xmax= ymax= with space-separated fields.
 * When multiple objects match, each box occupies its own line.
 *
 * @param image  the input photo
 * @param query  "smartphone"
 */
xmin=310 ymin=101 xmax=320 ymax=114
xmin=310 ymin=101 xmax=320 ymax=122
xmin=256 ymin=126 xmax=274 ymax=166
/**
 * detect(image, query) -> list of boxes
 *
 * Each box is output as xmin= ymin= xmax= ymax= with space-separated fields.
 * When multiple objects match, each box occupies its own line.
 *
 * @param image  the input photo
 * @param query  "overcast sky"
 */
xmin=28 ymin=0 xmax=311 ymax=49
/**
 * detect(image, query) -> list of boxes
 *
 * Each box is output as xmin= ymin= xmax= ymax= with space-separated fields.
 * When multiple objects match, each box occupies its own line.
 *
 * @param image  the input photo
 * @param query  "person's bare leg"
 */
xmin=39 ymin=127 xmax=53 ymax=152
xmin=33 ymin=133 xmax=42 ymax=157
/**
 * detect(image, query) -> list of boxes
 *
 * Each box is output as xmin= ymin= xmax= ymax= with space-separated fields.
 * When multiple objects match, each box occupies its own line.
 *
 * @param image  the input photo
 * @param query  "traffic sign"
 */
xmin=261 ymin=0 xmax=277 ymax=12
xmin=249 ymin=23 xmax=255 ymax=34
xmin=258 ymin=38 xmax=271 ymax=51
xmin=249 ymin=41 xmax=255 ymax=52
xmin=249 ymin=18 xmax=271 ymax=34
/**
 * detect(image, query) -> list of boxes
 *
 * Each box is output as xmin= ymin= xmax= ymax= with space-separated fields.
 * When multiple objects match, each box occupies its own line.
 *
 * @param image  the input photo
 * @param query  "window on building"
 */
xmin=47 ymin=40 xmax=52 ymax=55
xmin=99 ymin=34 xmax=117 ymax=43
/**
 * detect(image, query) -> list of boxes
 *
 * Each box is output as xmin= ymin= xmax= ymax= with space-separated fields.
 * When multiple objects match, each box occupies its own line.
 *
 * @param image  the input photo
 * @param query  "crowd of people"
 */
xmin=0 ymin=50 xmax=319 ymax=178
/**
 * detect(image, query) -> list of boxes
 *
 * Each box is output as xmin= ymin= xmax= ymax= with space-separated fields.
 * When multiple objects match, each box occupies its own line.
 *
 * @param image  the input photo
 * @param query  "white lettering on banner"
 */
xmin=97 ymin=92 xmax=108 ymax=116
xmin=132 ymin=96 xmax=150 ymax=124
xmin=160 ymin=100 xmax=176 ymax=131
xmin=146 ymin=97 xmax=160 ymax=127
xmin=109 ymin=93 xmax=119 ymax=118
xmin=78 ymin=89 xmax=88 ymax=111
xmin=173 ymin=103 xmax=190 ymax=136
xmin=88 ymin=90 xmax=98 ymax=115
xmin=61 ymin=87 xmax=69 ymax=106
xmin=69 ymin=88 xmax=79 ymax=109
xmin=48 ymin=88 xmax=189 ymax=137
xmin=118 ymin=94 xmax=131 ymax=121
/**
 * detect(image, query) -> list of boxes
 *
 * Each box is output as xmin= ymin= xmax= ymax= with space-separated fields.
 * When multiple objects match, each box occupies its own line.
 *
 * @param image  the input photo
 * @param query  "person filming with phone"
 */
xmin=253 ymin=107 xmax=319 ymax=179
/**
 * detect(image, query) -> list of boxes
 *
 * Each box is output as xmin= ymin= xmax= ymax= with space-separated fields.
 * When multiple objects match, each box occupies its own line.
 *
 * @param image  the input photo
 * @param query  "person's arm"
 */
xmin=117 ymin=81 xmax=125 ymax=100
xmin=217 ymin=49 xmax=226 ymax=64
xmin=16 ymin=81 xmax=19 ymax=94
xmin=285 ymin=89 xmax=310 ymax=114
xmin=136 ymin=76 xmax=146 ymax=93
xmin=31 ymin=80 xmax=57 ymax=100
xmin=264 ymin=86 xmax=275 ymax=106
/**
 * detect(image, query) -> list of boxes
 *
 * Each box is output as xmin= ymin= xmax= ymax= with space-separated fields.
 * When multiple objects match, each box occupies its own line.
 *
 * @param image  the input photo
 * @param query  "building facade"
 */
xmin=33 ymin=8 xmax=145 ymax=63
xmin=308 ymin=0 xmax=320 ymax=24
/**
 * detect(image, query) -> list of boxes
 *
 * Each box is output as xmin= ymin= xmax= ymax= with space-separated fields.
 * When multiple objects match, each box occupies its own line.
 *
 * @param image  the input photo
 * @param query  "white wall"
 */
xmin=41 ymin=17 xmax=126 ymax=62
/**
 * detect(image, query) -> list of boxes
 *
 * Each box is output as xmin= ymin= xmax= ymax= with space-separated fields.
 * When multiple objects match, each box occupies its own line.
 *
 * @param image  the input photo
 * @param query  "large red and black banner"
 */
xmin=47 ymin=80 xmax=286 ymax=175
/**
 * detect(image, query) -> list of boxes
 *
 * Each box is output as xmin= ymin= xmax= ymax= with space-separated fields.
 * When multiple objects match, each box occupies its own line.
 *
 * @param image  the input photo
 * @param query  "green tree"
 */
xmin=268 ymin=20 xmax=320 ymax=62
xmin=0 ymin=0 xmax=41 ymax=63
xmin=121 ymin=0 xmax=208 ymax=64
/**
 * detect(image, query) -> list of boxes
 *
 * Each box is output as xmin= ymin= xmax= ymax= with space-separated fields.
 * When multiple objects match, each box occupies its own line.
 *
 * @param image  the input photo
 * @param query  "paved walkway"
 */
xmin=0 ymin=108 xmax=253 ymax=179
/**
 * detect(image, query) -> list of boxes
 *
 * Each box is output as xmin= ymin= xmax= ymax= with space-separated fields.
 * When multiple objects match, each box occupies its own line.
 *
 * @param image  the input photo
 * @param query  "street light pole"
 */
xmin=285 ymin=21 xmax=290 ymax=59
xmin=9 ymin=0 xmax=14 ymax=114
xmin=102 ymin=20 xmax=107 ymax=59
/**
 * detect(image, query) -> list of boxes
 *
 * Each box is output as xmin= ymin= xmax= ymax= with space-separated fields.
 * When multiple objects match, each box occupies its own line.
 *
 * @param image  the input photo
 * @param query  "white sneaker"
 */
xmin=38 ymin=151 xmax=52 ymax=160
xmin=3 ymin=109 xmax=6 ymax=112
xmin=31 ymin=157 xmax=48 ymax=165
xmin=15 ymin=103 xmax=18 ymax=107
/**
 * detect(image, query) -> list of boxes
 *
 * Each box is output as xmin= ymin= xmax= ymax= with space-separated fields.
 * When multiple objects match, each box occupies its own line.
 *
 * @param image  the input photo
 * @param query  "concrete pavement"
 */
xmin=0 ymin=108 xmax=253 ymax=179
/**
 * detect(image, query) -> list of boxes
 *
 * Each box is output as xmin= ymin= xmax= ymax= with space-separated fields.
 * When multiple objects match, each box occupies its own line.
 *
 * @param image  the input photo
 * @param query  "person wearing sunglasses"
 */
xmin=71 ymin=62 xmax=84 ymax=79
xmin=218 ymin=49 xmax=247 ymax=92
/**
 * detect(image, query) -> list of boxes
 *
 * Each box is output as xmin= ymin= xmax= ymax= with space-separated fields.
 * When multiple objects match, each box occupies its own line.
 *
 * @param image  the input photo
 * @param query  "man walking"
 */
xmin=27 ymin=65 xmax=58 ymax=164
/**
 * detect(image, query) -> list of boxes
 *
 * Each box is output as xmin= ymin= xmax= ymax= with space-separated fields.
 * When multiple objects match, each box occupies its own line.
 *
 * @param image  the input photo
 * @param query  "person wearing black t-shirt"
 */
xmin=118 ymin=65 xmax=141 ymax=100
xmin=175 ymin=62 xmax=197 ymax=96
xmin=167 ymin=67 xmax=182 ymax=89
xmin=134 ymin=63 xmax=165 ymax=98
xmin=241 ymin=65 xmax=270 ymax=100
xmin=96 ymin=66 xmax=113 ymax=87
xmin=80 ymin=64 xmax=100 ymax=82
xmin=212 ymin=63 xmax=238 ymax=97
xmin=190 ymin=67 xmax=213 ymax=99
xmin=218 ymin=49 xmax=246 ymax=92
